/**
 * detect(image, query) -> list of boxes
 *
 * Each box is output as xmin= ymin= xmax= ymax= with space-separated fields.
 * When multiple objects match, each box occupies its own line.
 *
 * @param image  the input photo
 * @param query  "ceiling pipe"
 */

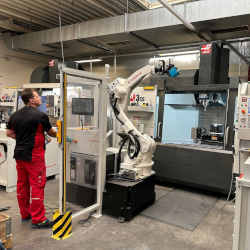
xmin=158 ymin=0 xmax=250 ymax=64
xmin=158 ymin=0 xmax=211 ymax=42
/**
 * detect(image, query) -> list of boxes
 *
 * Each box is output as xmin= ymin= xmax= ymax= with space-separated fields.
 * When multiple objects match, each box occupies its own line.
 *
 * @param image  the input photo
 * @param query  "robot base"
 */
xmin=103 ymin=174 xmax=155 ymax=222
xmin=119 ymin=160 xmax=154 ymax=180
xmin=119 ymin=168 xmax=155 ymax=180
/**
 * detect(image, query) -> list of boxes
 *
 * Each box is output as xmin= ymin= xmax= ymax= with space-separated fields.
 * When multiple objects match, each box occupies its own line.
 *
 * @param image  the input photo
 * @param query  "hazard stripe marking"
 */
xmin=58 ymin=221 xmax=72 ymax=239
xmin=53 ymin=212 xmax=72 ymax=235
xmin=54 ymin=218 xmax=71 ymax=238
xmin=53 ymin=212 xmax=72 ymax=232
xmin=52 ymin=210 xmax=72 ymax=240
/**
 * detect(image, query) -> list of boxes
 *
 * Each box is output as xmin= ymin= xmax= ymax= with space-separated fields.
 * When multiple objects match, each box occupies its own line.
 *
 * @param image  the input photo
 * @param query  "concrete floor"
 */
xmin=0 ymin=178 xmax=234 ymax=250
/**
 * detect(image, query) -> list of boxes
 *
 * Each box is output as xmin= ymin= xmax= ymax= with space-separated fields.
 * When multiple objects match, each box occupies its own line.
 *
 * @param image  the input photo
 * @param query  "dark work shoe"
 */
xmin=32 ymin=219 xmax=53 ymax=229
xmin=21 ymin=216 xmax=31 ymax=222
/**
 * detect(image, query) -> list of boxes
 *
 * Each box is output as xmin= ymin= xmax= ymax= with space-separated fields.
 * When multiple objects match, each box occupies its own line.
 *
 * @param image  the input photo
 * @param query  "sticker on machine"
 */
xmin=201 ymin=44 xmax=212 ymax=55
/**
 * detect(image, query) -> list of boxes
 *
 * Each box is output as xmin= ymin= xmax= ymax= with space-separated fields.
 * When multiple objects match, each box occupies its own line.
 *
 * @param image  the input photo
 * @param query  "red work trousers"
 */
xmin=16 ymin=158 xmax=47 ymax=224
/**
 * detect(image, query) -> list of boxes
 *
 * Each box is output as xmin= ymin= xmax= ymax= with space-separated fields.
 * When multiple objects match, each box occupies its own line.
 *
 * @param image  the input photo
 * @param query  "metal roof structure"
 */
xmin=3 ymin=0 xmax=249 ymax=61
xmin=0 ymin=0 xmax=150 ymax=32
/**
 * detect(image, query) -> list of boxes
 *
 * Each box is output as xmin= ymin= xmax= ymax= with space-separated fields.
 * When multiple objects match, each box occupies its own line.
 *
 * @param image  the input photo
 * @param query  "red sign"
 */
xmin=201 ymin=44 xmax=212 ymax=55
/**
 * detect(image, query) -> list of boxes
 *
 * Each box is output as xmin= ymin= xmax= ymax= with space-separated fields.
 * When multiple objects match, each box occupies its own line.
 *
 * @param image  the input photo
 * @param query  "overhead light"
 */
xmin=75 ymin=59 xmax=103 ymax=63
xmin=158 ymin=50 xmax=200 ymax=57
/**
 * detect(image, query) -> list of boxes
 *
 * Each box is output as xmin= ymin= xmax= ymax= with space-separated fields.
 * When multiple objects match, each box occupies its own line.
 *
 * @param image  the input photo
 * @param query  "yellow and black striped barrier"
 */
xmin=52 ymin=210 xmax=72 ymax=240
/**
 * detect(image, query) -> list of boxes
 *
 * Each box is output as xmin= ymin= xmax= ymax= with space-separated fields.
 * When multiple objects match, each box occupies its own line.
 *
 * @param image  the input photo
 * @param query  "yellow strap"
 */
xmin=56 ymin=120 xmax=62 ymax=144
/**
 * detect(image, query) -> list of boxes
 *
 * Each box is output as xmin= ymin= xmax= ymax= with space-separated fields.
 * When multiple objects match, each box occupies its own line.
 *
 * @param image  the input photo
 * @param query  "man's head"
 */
xmin=21 ymin=89 xmax=41 ymax=107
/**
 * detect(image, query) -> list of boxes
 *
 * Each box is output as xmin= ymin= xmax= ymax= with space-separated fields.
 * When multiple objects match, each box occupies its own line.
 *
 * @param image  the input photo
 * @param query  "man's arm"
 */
xmin=47 ymin=128 xmax=57 ymax=137
xmin=41 ymin=113 xmax=57 ymax=138
xmin=6 ymin=129 xmax=16 ymax=139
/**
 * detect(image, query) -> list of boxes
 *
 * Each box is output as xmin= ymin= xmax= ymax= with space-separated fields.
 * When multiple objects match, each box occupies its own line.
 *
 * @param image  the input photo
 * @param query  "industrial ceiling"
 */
xmin=0 ymin=0 xmax=153 ymax=32
xmin=1 ymin=0 xmax=250 ymax=61
xmin=0 ymin=0 xmax=188 ymax=33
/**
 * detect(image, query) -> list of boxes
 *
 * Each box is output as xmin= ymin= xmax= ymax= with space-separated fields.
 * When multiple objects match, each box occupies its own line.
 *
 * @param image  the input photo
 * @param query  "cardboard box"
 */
xmin=3 ymin=234 xmax=12 ymax=249
xmin=0 ymin=214 xmax=11 ymax=242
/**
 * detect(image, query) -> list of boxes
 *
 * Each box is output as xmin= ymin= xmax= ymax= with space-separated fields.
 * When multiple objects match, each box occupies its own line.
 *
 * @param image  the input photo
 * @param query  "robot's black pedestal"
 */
xmin=103 ymin=175 xmax=155 ymax=222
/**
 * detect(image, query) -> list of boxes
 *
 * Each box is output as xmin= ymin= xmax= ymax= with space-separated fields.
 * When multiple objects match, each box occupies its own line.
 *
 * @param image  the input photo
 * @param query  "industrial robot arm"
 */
xmin=109 ymin=65 xmax=161 ymax=179
xmin=109 ymin=63 xmax=179 ymax=179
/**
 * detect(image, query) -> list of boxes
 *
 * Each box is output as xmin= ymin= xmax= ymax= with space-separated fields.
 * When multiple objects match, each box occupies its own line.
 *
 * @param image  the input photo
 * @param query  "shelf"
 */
xmin=22 ymin=83 xmax=60 ymax=89
xmin=127 ymin=106 xmax=154 ymax=112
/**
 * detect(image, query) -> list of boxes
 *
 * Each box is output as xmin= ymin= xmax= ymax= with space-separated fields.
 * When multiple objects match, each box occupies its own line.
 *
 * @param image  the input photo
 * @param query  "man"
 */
xmin=6 ymin=89 xmax=57 ymax=229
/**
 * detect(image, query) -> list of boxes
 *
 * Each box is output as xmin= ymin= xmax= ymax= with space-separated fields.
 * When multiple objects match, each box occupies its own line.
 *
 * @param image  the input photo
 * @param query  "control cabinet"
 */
xmin=233 ymin=83 xmax=250 ymax=250
xmin=70 ymin=153 xmax=97 ymax=188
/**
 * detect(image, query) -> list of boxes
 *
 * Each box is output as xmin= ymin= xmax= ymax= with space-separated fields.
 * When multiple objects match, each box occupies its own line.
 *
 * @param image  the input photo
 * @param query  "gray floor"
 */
xmin=0 ymin=178 xmax=234 ymax=250
xmin=142 ymin=189 xmax=217 ymax=231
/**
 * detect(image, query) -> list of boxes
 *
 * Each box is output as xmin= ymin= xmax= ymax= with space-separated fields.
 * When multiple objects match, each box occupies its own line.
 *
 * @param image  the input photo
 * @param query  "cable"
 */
xmin=127 ymin=130 xmax=140 ymax=159
xmin=226 ymin=143 xmax=241 ymax=201
xmin=116 ymin=130 xmax=141 ymax=173
xmin=226 ymin=166 xmax=234 ymax=201
xmin=58 ymin=13 xmax=65 ymax=64
xmin=78 ymin=211 xmax=95 ymax=227
xmin=109 ymin=93 xmax=124 ymax=125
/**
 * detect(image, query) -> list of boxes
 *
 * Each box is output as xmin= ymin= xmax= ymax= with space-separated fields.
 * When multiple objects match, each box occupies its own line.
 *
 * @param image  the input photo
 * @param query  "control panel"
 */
xmin=238 ymin=96 xmax=250 ymax=128
xmin=0 ymin=89 xmax=17 ymax=107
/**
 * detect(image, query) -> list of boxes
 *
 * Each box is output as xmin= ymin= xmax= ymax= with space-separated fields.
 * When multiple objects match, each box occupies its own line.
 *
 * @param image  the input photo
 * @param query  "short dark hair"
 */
xmin=21 ymin=88 xmax=36 ymax=105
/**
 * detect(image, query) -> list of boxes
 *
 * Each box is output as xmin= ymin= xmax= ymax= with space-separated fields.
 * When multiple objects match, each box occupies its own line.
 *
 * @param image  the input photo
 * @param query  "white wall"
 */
xmin=0 ymin=38 xmax=47 ymax=88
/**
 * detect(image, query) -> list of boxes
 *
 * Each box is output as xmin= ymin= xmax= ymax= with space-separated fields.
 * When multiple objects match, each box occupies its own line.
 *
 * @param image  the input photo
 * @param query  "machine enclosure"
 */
xmin=199 ymin=43 xmax=230 ymax=85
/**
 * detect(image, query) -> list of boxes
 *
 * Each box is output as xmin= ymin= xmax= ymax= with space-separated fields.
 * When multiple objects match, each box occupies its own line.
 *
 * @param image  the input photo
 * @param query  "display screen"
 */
xmin=72 ymin=98 xmax=94 ymax=116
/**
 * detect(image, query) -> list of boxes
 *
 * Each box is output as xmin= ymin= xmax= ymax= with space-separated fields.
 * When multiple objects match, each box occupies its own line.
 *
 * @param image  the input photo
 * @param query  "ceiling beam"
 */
xmin=132 ymin=0 xmax=151 ymax=9
xmin=85 ymin=0 xmax=117 ymax=16
xmin=0 ymin=5 xmax=51 ymax=28
xmin=0 ymin=19 xmax=30 ymax=33
xmin=1 ymin=0 xmax=73 ymax=25
xmin=130 ymin=31 xmax=159 ymax=48
xmin=77 ymin=39 xmax=114 ymax=53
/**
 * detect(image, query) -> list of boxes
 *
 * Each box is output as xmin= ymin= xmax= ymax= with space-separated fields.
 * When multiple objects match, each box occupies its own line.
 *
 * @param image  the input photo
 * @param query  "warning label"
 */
xmin=201 ymin=44 xmax=212 ymax=55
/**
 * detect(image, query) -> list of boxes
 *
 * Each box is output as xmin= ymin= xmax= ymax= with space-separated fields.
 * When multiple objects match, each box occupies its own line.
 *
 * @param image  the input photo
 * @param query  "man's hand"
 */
xmin=6 ymin=129 xmax=16 ymax=139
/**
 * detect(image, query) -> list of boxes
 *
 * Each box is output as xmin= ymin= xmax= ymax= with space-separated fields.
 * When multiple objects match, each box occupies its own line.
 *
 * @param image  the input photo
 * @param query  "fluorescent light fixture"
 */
xmin=75 ymin=59 xmax=103 ymax=63
xmin=158 ymin=50 xmax=200 ymax=57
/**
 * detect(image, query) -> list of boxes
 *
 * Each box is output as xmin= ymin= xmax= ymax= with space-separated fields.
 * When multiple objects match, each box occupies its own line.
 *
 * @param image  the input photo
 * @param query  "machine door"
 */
xmin=60 ymin=67 xmax=107 ymax=217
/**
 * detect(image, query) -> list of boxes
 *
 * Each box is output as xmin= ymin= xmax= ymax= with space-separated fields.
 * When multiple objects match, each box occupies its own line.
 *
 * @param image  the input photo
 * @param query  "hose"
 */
xmin=116 ymin=130 xmax=140 ymax=173
xmin=109 ymin=93 xmax=124 ymax=125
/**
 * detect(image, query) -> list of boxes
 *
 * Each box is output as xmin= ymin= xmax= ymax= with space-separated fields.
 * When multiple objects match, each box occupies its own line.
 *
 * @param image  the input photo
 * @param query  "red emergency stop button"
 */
xmin=242 ymin=109 xmax=246 ymax=114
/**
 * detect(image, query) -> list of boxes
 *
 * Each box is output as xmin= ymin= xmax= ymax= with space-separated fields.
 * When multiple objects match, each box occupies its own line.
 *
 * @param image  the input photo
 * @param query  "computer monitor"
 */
xmin=72 ymin=98 xmax=94 ymax=116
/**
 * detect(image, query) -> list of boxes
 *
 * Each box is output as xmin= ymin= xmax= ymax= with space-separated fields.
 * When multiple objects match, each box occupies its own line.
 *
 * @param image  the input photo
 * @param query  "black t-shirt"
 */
xmin=7 ymin=106 xmax=52 ymax=162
